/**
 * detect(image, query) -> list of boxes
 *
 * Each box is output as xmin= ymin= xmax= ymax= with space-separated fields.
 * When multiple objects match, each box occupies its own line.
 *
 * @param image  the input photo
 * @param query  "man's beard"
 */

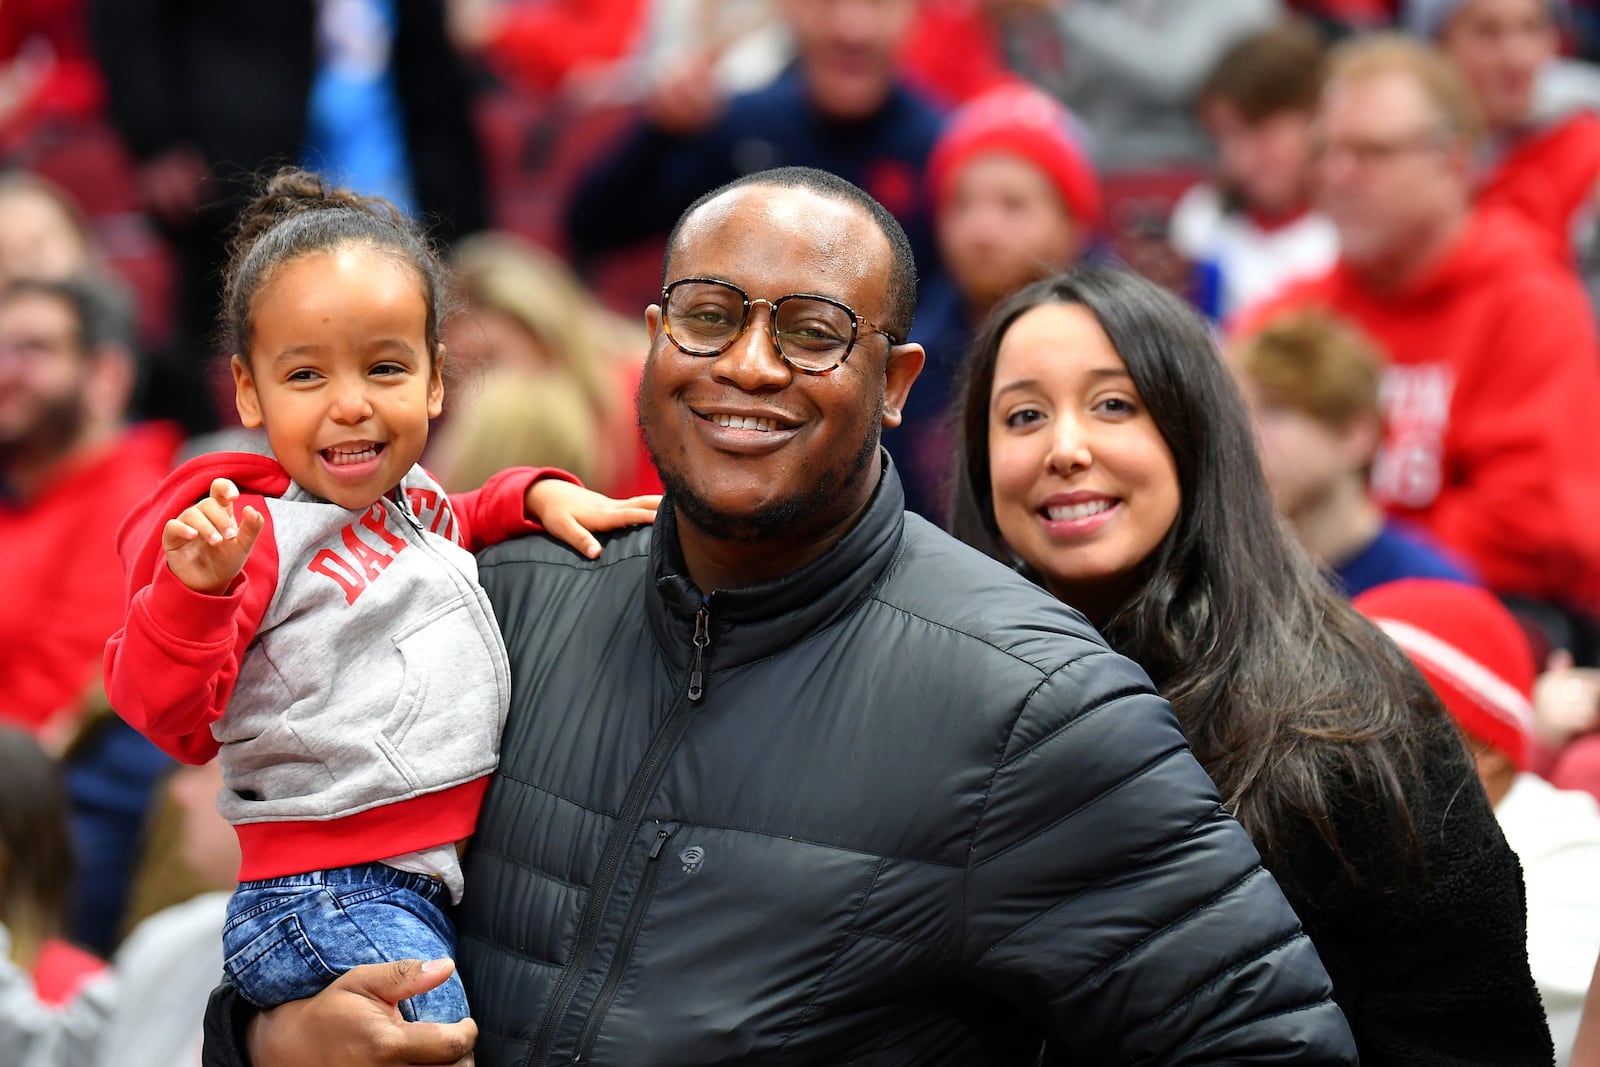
xmin=641 ymin=393 xmax=885 ymax=543
xmin=0 ymin=392 xmax=86 ymax=475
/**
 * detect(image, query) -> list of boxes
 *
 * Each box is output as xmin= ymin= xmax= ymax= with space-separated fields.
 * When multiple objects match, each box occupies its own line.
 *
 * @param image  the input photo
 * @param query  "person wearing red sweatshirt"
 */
xmin=1415 ymin=0 xmax=1600 ymax=263
xmin=1237 ymin=34 xmax=1600 ymax=620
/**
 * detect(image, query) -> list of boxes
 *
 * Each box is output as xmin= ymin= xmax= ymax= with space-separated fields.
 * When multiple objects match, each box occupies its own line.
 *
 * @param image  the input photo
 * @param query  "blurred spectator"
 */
xmin=87 ymin=0 xmax=487 ymax=435
xmin=994 ymin=0 xmax=1282 ymax=173
xmin=0 ymin=0 xmax=105 ymax=153
xmin=0 ymin=273 xmax=180 ymax=956
xmin=564 ymin=0 xmax=944 ymax=280
xmin=1171 ymin=23 xmax=1341 ymax=319
xmin=436 ymin=233 xmax=661 ymax=498
xmin=1416 ymin=0 xmax=1600 ymax=265
xmin=1232 ymin=310 xmax=1473 ymax=595
xmin=0 ymin=170 xmax=96 ymax=292
xmin=1356 ymin=578 xmax=1600 ymax=1065
xmin=0 ymin=273 xmax=178 ymax=740
xmin=907 ymin=83 xmax=1099 ymax=519
xmin=0 ymin=726 xmax=103 ymax=1008
xmin=1236 ymin=35 xmax=1600 ymax=643
xmin=0 ymin=759 xmax=237 ymax=1067
xmin=433 ymin=371 xmax=602 ymax=491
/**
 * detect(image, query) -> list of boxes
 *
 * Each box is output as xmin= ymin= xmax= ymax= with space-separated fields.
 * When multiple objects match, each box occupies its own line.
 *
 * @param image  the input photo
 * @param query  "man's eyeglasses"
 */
xmin=661 ymin=278 xmax=898 ymax=375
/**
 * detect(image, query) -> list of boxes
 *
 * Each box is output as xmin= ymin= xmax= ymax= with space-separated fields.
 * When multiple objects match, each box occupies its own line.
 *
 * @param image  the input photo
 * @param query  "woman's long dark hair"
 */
xmin=949 ymin=267 xmax=1439 ymax=872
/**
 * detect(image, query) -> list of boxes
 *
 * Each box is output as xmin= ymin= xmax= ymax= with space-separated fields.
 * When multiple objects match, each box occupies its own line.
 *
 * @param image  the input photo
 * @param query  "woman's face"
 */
xmin=987 ymin=302 xmax=1181 ymax=616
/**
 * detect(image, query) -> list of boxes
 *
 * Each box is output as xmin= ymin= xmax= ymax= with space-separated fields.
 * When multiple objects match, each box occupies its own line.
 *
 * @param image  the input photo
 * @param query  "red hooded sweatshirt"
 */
xmin=1478 ymin=110 xmax=1600 ymax=262
xmin=1236 ymin=209 xmax=1600 ymax=608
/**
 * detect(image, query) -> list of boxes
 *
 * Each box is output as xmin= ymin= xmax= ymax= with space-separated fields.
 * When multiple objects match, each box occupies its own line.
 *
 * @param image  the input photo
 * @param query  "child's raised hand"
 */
xmin=526 ymin=479 xmax=661 ymax=560
xmin=162 ymin=477 xmax=265 ymax=595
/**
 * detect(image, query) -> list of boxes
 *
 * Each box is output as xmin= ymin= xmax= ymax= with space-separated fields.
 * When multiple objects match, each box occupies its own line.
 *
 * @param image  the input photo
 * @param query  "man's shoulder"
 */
xmin=478 ymin=523 xmax=653 ymax=575
xmin=874 ymin=517 xmax=1114 ymax=676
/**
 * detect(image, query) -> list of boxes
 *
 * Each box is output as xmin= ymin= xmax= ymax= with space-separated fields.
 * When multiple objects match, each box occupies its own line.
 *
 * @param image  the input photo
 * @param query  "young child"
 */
xmin=102 ymin=170 xmax=659 ymax=1023
xmin=1229 ymin=308 xmax=1472 ymax=598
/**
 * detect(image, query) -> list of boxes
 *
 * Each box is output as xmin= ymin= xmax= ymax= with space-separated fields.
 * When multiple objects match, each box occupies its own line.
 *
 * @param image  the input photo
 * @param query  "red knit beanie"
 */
xmin=1353 ymin=578 xmax=1535 ymax=769
xmin=927 ymin=82 xmax=1103 ymax=230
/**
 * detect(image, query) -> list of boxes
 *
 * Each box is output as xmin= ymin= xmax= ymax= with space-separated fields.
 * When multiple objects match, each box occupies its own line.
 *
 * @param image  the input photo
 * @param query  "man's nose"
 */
xmin=711 ymin=304 xmax=791 ymax=392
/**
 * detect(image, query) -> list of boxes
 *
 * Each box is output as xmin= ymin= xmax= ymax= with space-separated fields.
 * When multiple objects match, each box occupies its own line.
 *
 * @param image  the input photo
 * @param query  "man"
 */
xmin=214 ymin=168 xmax=1357 ymax=1064
xmin=0 ymin=273 xmax=182 ymax=954
xmin=1357 ymin=577 xmax=1600 ymax=1064
xmin=1236 ymin=34 xmax=1600 ymax=631
xmin=0 ymin=274 xmax=179 ymax=739
xmin=1412 ymin=0 xmax=1600 ymax=261
xmin=563 ymin=0 xmax=944 ymax=278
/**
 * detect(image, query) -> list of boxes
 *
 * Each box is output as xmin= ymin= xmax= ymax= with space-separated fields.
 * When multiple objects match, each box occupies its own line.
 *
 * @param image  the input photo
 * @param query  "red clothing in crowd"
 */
xmin=898 ymin=0 xmax=1015 ymax=107
xmin=1236 ymin=209 xmax=1600 ymax=607
xmin=31 ymin=937 xmax=105 ymax=1007
xmin=1478 ymin=111 xmax=1600 ymax=260
xmin=0 ymin=421 xmax=181 ymax=732
xmin=483 ymin=0 xmax=644 ymax=94
xmin=0 ymin=0 xmax=104 ymax=146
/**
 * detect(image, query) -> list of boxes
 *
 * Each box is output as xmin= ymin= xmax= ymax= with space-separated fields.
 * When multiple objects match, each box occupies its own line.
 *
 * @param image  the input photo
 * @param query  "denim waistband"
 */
xmin=237 ymin=862 xmax=449 ymax=905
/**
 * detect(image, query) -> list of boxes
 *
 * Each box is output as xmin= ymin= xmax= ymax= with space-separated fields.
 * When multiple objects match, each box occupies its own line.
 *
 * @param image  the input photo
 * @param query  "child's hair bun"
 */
xmin=231 ymin=167 xmax=406 ymax=260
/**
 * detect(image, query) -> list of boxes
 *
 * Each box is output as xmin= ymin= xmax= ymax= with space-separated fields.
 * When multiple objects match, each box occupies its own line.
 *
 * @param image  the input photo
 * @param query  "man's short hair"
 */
xmin=663 ymin=166 xmax=919 ymax=344
xmin=1200 ymin=22 xmax=1328 ymax=122
xmin=1234 ymin=310 xmax=1383 ymax=429
xmin=1326 ymin=33 xmax=1485 ymax=146
xmin=0 ymin=273 xmax=137 ymax=354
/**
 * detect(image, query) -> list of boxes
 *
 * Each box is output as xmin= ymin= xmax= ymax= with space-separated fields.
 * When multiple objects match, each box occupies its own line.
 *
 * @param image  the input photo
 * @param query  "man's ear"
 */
xmin=232 ymin=355 xmax=263 ymax=429
xmin=645 ymin=303 xmax=663 ymax=343
xmin=881 ymin=342 xmax=925 ymax=430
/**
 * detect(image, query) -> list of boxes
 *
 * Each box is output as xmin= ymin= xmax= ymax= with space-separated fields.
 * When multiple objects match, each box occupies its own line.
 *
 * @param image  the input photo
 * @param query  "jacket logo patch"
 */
xmin=306 ymin=504 xmax=410 ymax=605
xmin=679 ymin=845 xmax=706 ymax=874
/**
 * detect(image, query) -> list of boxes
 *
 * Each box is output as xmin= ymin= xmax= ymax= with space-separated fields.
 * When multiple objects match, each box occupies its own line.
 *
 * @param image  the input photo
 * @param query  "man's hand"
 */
xmin=526 ymin=479 xmax=660 ymax=560
xmin=163 ymin=478 xmax=265 ymax=595
xmin=246 ymin=959 xmax=477 ymax=1067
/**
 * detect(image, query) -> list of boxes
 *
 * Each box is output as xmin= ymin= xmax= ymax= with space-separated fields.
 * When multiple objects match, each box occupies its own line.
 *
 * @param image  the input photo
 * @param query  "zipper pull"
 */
xmin=687 ymin=605 xmax=709 ymax=703
xmin=648 ymin=827 xmax=672 ymax=860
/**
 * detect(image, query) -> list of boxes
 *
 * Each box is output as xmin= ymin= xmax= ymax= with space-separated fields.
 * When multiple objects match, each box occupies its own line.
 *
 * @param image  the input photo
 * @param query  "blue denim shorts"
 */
xmin=222 ymin=863 xmax=468 ymax=1023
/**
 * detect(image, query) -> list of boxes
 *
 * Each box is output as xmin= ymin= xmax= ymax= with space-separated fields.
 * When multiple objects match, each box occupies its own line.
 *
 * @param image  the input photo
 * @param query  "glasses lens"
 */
xmin=666 ymin=282 xmax=745 ymax=353
xmin=774 ymin=297 xmax=854 ymax=371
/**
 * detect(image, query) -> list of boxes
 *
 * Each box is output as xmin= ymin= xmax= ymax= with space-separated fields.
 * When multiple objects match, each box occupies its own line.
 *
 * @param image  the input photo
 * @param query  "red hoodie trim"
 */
xmin=233 ymin=776 xmax=492 ymax=881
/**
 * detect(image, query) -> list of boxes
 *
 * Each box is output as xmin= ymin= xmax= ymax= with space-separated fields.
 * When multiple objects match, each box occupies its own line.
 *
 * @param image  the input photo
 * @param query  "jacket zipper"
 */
xmin=571 ymin=826 xmax=674 ymax=1062
xmin=524 ymin=604 xmax=711 ymax=1065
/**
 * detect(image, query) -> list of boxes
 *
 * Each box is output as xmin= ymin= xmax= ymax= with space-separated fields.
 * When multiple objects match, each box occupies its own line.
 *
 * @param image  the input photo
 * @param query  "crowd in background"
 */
xmin=6 ymin=0 xmax=1600 ymax=1062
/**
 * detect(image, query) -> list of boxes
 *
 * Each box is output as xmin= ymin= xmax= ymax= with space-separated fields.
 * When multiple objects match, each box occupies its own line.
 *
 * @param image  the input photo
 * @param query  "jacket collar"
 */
xmin=646 ymin=452 xmax=907 ymax=671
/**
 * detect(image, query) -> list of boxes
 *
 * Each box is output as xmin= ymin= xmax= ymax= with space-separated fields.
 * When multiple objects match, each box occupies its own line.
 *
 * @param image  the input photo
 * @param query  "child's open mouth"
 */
xmin=322 ymin=442 xmax=384 ymax=466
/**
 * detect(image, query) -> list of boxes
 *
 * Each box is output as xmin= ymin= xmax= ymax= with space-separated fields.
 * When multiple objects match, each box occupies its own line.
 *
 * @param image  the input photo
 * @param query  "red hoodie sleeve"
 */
xmin=103 ymin=494 xmax=280 ymax=764
xmin=1425 ymin=274 xmax=1600 ymax=601
xmin=447 ymin=467 xmax=582 ymax=553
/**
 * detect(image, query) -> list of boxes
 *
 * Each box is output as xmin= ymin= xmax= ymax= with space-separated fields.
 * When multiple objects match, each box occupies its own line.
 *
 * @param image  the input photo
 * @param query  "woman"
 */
xmin=949 ymin=266 xmax=1552 ymax=1064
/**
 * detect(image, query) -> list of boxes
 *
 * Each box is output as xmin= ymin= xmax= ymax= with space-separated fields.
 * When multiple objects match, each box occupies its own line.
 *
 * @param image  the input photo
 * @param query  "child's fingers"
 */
xmin=162 ymin=517 xmax=201 ymax=551
xmin=620 ymin=494 xmax=664 ymax=510
xmin=546 ymin=512 xmax=602 ymax=560
xmin=235 ymin=505 xmax=266 ymax=556
xmin=208 ymin=478 xmax=240 ymax=506
xmin=582 ymin=505 xmax=660 ymax=530
xmin=195 ymin=496 xmax=241 ymax=542
xmin=177 ymin=504 xmax=226 ymax=545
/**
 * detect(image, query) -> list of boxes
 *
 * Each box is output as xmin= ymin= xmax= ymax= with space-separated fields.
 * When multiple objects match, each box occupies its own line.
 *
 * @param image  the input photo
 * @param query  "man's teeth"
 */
xmin=1046 ymin=500 xmax=1113 ymax=522
xmin=325 ymin=445 xmax=380 ymax=465
xmin=711 ymin=413 xmax=777 ymax=432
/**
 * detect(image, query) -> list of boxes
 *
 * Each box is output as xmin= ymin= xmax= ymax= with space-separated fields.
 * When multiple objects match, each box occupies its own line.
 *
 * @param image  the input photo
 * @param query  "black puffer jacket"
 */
xmin=456 ymin=469 xmax=1353 ymax=1065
